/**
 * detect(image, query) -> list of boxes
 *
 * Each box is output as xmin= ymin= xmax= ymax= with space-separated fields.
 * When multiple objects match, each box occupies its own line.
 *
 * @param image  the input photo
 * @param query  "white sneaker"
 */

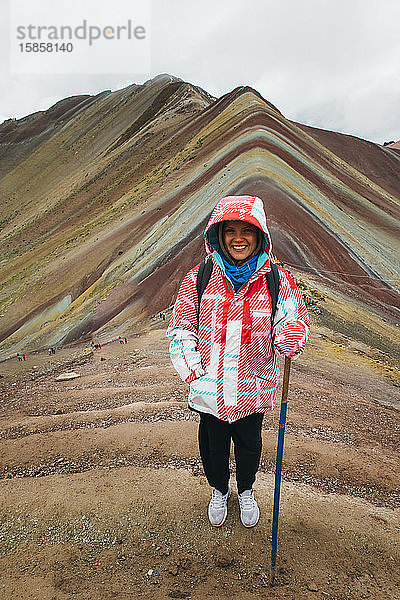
xmin=208 ymin=486 xmax=231 ymax=527
xmin=238 ymin=489 xmax=259 ymax=527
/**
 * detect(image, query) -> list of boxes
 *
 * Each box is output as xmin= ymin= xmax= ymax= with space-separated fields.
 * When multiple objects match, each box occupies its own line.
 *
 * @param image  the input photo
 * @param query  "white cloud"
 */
xmin=0 ymin=0 xmax=399 ymax=143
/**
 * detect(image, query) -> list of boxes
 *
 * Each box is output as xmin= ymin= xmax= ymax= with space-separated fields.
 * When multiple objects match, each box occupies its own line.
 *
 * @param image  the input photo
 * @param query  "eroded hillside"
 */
xmin=0 ymin=74 xmax=399 ymax=360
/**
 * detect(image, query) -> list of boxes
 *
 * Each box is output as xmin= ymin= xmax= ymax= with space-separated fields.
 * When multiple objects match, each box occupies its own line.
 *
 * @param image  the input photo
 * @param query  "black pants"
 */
xmin=198 ymin=412 xmax=264 ymax=495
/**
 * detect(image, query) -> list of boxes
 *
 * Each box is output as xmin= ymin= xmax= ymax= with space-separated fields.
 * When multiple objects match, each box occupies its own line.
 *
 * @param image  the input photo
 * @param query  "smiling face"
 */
xmin=222 ymin=220 xmax=259 ymax=264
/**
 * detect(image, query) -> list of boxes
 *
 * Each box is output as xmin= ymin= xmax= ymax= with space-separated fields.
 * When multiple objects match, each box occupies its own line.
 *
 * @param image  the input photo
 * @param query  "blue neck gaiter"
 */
xmin=220 ymin=253 xmax=259 ymax=291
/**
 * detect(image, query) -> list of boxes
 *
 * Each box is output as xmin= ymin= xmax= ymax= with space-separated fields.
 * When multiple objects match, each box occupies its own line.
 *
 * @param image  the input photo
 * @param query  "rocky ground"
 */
xmin=0 ymin=319 xmax=399 ymax=600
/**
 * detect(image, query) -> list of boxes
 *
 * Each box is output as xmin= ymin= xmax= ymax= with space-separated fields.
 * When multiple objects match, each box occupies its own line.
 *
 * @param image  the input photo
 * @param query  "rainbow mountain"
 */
xmin=0 ymin=74 xmax=399 ymax=360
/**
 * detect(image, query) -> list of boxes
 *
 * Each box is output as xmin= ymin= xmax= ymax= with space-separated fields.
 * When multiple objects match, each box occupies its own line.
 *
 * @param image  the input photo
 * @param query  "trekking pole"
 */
xmin=270 ymin=356 xmax=291 ymax=585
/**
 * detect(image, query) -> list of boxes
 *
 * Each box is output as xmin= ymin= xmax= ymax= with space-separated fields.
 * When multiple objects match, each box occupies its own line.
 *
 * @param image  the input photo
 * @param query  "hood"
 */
xmin=204 ymin=196 xmax=273 ymax=263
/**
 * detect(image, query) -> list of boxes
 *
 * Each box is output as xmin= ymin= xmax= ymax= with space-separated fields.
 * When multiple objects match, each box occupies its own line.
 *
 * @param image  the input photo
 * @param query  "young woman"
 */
xmin=167 ymin=195 xmax=309 ymax=527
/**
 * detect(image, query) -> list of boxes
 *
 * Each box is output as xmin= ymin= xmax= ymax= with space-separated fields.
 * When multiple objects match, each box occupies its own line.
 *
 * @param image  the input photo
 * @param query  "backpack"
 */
xmin=196 ymin=257 xmax=280 ymax=325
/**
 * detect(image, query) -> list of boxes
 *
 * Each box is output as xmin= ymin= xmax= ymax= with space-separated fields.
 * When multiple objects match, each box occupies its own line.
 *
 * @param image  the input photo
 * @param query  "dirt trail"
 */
xmin=0 ymin=325 xmax=399 ymax=599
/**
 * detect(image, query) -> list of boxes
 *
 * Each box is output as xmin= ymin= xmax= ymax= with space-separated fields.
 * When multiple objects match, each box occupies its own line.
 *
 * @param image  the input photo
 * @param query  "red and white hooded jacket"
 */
xmin=167 ymin=195 xmax=310 ymax=423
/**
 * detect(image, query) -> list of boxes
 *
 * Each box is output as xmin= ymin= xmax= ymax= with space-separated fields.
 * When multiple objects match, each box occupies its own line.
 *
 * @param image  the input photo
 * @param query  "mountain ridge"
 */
xmin=0 ymin=75 xmax=399 ymax=360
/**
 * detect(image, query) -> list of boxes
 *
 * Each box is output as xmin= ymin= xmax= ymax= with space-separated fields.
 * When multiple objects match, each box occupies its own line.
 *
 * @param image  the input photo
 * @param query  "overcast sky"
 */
xmin=1 ymin=0 xmax=400 ymax=144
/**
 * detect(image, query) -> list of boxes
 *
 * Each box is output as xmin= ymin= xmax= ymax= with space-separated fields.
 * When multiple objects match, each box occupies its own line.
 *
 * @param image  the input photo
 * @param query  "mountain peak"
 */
xmin=0 ymin=76 xmax=398 ymax=359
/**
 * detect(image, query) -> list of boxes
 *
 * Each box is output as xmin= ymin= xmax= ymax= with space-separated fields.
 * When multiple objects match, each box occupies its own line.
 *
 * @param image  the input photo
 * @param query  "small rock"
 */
xmin=307 ymin=582 xmax=320 ymax=592
xmin=55 ymin=372 xmax=80 ymax=381
xmin=179 ymin=556 xmax=191 ymax=570
xmin=215 ymin=550 xmax=233 ymax=568
xmin=169 ymin=563 xmax=179 ymax=576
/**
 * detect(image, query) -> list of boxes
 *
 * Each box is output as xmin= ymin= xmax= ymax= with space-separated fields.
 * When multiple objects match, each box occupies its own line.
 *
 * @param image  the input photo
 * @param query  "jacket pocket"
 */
xmin=253 ymin=374 xmax=277 ymax=411
xmin=189 ymin=373 xmax=218 ymax=413
xmin=252 ymin=309 xmax=271 ymax=318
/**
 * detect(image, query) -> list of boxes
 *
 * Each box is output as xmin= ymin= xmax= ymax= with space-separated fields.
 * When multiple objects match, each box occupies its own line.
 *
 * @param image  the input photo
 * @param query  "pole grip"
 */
xmin=281 ymin=356 xmax=291 ymax=402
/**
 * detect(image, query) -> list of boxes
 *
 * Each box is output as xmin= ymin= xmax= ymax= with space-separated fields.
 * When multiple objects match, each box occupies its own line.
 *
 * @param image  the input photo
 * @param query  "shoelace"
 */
xmin=210 ymin=490 xmax=227 ymax=509
xmin=239 ymin=492 xmax=255 ymax=511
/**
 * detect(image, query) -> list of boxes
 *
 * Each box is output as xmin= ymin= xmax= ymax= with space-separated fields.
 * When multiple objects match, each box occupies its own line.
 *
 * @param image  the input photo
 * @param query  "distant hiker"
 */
xmin=124 ymin=337 xmax=127 ymax=344
xmin=23 ymin=354 xmax=27 ymax=361
xmin=162 ymin=313 xmax=166 ymax=321
xmin=167 ymin=196 xmax=309 ymax=528
xmin=17 ymin=353 xmax=22 ymax=361
xmin=48 ymin=348 xmax=52 ymax=356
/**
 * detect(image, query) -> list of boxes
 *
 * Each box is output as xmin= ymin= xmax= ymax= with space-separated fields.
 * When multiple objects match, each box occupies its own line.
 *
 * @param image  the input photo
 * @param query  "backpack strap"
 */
xmin=196 ymin=258 xmax=280 ymax=326
xmin=196 ymin=257 xmax=213 ymax=326
xmin=265 ymin=262 xmax=280 ymax=322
